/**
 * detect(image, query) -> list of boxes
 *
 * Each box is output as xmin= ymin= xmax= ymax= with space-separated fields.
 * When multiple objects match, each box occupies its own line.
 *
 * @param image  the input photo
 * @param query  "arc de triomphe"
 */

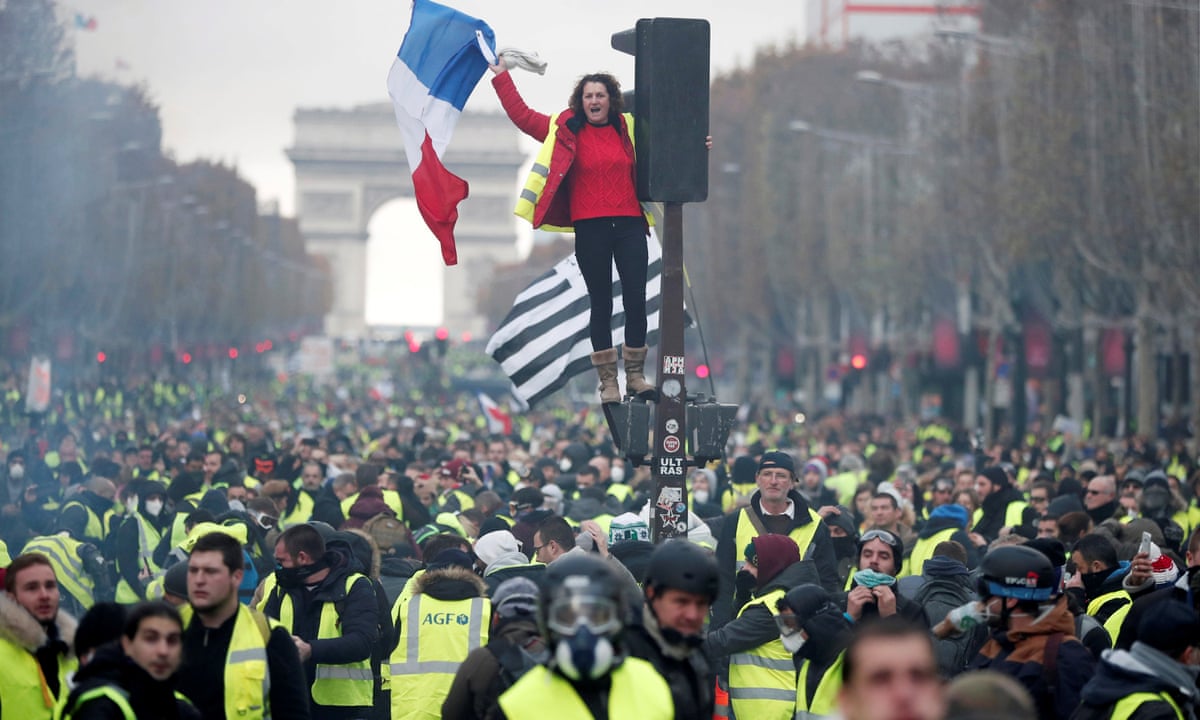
xmin=287 ymin=104 xmax=525 ymax=339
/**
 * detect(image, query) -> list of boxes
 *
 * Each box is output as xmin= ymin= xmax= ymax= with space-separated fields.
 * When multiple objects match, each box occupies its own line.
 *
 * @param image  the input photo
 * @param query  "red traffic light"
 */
xmin=850 ymin=353 xmax=868 ymax=371
xmin=181 ymin=352 xmax=192 ymax=365
xmin=228 ymin=347 xmax=239 ymax=360
xmin=96 ymin=351 xmax=107 ymax=364
xmin=460 ymin=332 xmax=472 ymax=343
xmin=435 ymin=327 xmax=450 ymax=341
xmin=408 ymin=340 xmax=420 ymax=353
xmin=696 ymin=364 xmax=710 ymax=379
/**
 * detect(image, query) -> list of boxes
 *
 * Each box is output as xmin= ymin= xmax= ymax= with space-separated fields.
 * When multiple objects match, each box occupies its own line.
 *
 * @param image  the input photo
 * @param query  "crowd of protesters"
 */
xmin=1 ymin=369 xmax=1199 ymax=720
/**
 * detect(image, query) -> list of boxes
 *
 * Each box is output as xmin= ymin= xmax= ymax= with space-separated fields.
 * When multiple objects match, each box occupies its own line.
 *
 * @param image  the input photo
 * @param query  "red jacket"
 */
xmin=492 ymin=72 xmax=638 ymax=231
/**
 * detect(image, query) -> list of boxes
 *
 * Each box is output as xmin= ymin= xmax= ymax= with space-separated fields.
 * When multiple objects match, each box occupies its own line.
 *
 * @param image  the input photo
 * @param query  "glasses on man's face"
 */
xmin=1086 ymin=488 xmax=1106 ymax=496
xmin=1030 ymin=496 xmax=1049 ymax=504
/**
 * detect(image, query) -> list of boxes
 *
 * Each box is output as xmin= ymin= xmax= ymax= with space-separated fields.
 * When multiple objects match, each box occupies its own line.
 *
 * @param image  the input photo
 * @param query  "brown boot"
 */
xmin=590 ymin=348 xmax=621 ymax=405
xmin=622 ymin=345 xmax=658 ymax=400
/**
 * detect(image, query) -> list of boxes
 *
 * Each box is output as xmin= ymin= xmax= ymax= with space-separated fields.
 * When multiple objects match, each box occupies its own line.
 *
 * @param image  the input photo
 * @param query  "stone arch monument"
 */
xmin=287 ymin=104 xmax=525 ymax=339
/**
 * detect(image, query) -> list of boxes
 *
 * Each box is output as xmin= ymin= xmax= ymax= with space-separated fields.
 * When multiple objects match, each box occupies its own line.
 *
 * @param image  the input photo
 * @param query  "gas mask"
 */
xmin=547 ymin=586 xmax=622 ymax=681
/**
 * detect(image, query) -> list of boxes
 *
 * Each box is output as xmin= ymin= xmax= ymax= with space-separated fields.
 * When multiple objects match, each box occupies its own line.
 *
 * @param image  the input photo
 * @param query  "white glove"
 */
xmin=946 ymin=601 xmax=985 ymax=632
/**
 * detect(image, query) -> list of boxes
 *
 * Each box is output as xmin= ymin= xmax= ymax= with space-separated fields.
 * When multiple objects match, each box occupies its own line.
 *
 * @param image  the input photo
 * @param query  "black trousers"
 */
xmin=573 ymin=216 xmax=647 ymax=352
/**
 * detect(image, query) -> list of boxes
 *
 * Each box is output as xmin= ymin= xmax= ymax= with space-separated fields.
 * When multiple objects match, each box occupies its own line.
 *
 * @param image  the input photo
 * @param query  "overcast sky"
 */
xmin=72 ymin=2 xmax=809 ymax=327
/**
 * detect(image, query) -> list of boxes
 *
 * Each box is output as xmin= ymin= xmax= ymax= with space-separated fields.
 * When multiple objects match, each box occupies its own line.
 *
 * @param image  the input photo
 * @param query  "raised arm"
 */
xmin=490 ymin=64 xmax=551 ymax=142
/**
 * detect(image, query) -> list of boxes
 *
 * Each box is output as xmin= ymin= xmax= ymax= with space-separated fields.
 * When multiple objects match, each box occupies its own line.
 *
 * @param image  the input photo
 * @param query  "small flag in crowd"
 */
xmin=386 ymin=0 xmax=496 ymax=267
xmin=477 ymin=392 xmax=513 ymax=436
xmin=486 ymin=231 xmax=675 ymax=408
xmin=74 ymin=13 xmax=97 ymax=31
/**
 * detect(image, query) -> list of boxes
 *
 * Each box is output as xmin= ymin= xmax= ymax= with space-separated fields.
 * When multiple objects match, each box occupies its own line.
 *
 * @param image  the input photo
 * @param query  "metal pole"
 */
xmin=650 ymin=202 xmax=689 ymax=542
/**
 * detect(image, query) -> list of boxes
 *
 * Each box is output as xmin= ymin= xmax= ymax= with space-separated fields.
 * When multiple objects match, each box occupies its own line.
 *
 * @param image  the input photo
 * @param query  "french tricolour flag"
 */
xmin=387 ymin=0 xmax=496 ymax=266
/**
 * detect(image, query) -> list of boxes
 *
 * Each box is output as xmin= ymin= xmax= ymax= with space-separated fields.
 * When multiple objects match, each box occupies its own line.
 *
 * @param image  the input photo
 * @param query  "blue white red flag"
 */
xmin=387 ymin=0 xmax=496 ymax=266
xmin=477 ymin=392 xmax=513 ymax=436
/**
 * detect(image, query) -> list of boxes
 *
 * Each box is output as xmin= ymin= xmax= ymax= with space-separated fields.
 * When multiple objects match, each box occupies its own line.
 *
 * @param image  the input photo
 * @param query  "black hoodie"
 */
xmin=973 ymin=486 xmax=1033 ymax=543
xmin=62 ymin=643 xmax=200 ymax=720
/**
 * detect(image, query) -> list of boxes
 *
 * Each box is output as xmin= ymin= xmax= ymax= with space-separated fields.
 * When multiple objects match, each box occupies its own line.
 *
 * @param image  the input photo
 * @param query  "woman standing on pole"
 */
xmin=489 ymin=59 xmax=657 ymax=405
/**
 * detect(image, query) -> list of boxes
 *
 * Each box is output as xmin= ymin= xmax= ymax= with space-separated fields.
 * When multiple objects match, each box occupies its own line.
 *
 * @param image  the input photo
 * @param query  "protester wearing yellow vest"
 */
xmin=176 ymin=531 xmax=311 ymax=719
xmin=58 ymin=475 xmax=117 ymax=549
xmin=490 ymin=62 xmax=664 ymax=405
xmin=838 ymin=616 xmax=945 ymax=720
xmin=706 ymin=535 xmax=818 ymax=720
xmin=1067 ymin=534 xmax=1134 ymax=647
xmin=390 ymin=548 xmax=489 ymax=719
xmin=774 ymin=584 xmax=853 ymax=720
xmin=58 ymin=601 xmax=199 ymax=720
xmin=0 ymin=553 xmax=78 ymax=720
xmin=902 ymin=504 xmax=978 ymax=578
xmin=715 ymin=452 xmax=840 ymax=627
xmin=1072 ymin=599 xmax=1199 ymax=720
xmin=20 ymin=532 xmax=100 ymax=616
xmin=496 ymin=552 xmax=673 ymax=720
xmin=969 ymin=466 xmax=1034 ymax=548
xmin=113 ymin=480 xmax=173 ymax=603
xmin=261 ymin=524 xmax=379 ymax=719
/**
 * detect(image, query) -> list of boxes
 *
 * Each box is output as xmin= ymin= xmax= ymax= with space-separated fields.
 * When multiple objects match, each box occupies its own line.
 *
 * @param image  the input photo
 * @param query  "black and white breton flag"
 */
xmin=486 ymin=231 xmax=670 ymax=407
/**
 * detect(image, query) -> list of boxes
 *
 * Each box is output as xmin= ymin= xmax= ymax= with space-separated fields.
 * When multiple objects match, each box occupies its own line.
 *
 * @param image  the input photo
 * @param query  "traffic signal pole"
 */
xmin=650 ymin=202 xmax=689 ymax=540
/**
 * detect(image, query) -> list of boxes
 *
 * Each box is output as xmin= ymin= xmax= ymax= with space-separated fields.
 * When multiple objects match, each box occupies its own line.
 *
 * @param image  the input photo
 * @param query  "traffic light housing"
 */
xmin=611 ymin=18 xmax=710 ymax=202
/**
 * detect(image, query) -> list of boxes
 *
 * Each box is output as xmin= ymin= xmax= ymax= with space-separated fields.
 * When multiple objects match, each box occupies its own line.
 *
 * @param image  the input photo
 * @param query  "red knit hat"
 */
xmin=748 ymin=534 xmax=801 ymax=587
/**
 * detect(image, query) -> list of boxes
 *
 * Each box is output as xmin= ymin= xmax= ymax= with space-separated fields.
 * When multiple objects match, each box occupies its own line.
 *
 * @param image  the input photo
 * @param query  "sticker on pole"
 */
xmin=663 ymin=435 xmax=681 ymax=453
xmin=662 ymin=355 xmax=685 ymax=375
xmin=664 ymin=418 xmax=679 ymax=434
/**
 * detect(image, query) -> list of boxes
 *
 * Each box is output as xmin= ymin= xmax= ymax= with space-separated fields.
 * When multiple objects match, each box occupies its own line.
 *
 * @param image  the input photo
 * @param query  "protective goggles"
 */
xmin=859 ymin=529 xmax=900 ymax=547
xmin=774 ymin=614 xmax=804 ymax=637
xmin=545 ymin=593 xmax=621 ymax=636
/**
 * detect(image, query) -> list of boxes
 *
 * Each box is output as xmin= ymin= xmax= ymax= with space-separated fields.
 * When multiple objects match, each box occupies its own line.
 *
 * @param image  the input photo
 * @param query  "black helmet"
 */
xmin=643 ymin=540 xmax=719 ymax=602
xmin=977 ymin=545 xmax=1056 ymax=602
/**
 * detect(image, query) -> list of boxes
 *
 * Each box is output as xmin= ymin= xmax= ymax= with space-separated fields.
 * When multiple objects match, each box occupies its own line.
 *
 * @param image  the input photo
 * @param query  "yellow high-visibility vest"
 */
xmin=181 ymin=603 xmax=276 ymax=719
xmin=499 ymin=660 xmax=673 ymax=720
xmin=21 ymin=534 xmax=94 ymax=610
xmin=276 ymin=574 xmax=374 ymax=708
xmin=734 ymin=507 xmax=822 ymax=571
xmin=728 ymin=588 xmax=795 ymax=720
xmin=389 ymin=593 xmax=489 ymax=719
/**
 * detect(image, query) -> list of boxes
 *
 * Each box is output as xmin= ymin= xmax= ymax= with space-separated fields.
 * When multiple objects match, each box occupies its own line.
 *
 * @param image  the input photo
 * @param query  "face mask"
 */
xmin=554 ymin=627 xmax=615 ymax=681
xmin=610 ymin=466 xmax=625 ymax=484
xmin=1142 ymin=488 xmax=1169 ymax=513
xmin=831 ymin=536 xmax=857 ymax=560
xmin=693 ymin=490 xmax=710 ymax=505
xmin=559 ymin=458 xmax=572 ymax=473
xmin=143 ymin=498 xmax=164 ymax=517
xmin=1044 ymin=460 xmax=1056 ymax=471
xmin=1080 ymin=568 xmax=1110 ymax=600
xmin=780 ymin=631 xmax=807 ymax=654
xmin=8 ymin=464 xmax=24 ymax=480
xmin=274 ymin=555 xmax=329 ymax=589
xmin=853 ymin=568 xmax=897 ymax=588
xmin=127 ymin=495 xmax=139 ymax=514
